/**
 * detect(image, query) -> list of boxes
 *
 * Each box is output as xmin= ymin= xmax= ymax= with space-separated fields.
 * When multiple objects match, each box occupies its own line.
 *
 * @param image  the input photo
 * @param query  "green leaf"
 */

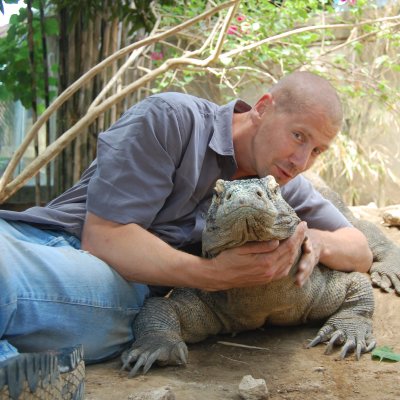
xmin=9 ymin=13 xmax=19 ymax=24
xmin=392 ymin=64 xmax=400 ymax=72
xmin=37 ymin=102 xmax=46 ymax=115
xmin=44 ymin=18 xmax=59 ymax=36
xmin=48 ymin=76 xmax=58 ymax=86
xmin=0 ymin=83 xmax=12 ymax=101
xmin=371 ymin=346 xmax=400 ymax=362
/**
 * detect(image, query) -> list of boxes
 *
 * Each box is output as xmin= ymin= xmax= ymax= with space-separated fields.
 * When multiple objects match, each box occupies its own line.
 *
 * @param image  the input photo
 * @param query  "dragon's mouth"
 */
xmin=223 ymin=205 xmax=278 ymax=219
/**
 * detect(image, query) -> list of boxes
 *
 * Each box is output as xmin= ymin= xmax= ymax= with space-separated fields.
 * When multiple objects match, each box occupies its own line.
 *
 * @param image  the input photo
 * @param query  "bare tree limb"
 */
xmin=221 ymin=15 xmax=400 ymax=59
xmin=316 ymin=21 xmax=400 ymax=59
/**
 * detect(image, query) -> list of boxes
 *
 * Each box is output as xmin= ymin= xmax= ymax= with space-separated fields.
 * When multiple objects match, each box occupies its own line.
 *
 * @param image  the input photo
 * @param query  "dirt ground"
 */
xmin=84 ymin=206 xmax=400 ymax=400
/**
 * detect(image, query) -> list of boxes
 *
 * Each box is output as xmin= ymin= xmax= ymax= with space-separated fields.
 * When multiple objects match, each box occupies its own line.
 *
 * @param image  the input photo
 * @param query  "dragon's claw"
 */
xmin=324 ymin=330 xmax=345 ymax=354
xmin=308 ymin=316 xmax=375 ymax=360
xmin=121 ymin=333 xmax=188 ymax=377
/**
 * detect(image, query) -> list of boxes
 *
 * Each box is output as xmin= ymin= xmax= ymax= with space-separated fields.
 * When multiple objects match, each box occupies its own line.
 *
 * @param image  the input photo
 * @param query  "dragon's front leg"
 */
xmin=121 ymin=289 xmax=223 ymax=376
xmin=308 ymin=271 xmax=376 ymax=359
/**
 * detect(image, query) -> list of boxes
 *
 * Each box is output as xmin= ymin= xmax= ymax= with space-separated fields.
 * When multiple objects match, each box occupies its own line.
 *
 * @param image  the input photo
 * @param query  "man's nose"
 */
xmin=290 ymin=148 xmax=312 ymax=172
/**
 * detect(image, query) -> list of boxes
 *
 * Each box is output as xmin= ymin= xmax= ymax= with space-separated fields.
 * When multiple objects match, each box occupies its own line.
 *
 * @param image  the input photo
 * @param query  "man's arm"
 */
xmin=81 ymin=212 xmax=309 ymax=291
xmin=295 ymin=226 xmax=373 ymax=286
xmin=281 ymin=175 xmax=373 ymax=286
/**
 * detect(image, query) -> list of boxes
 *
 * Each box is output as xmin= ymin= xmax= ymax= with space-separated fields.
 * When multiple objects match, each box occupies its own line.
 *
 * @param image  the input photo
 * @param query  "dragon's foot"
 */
xmin=121 ymin=332 xmax=188 ymax=377
xmin=370 ymin=262 xmax=400 ymax=295
xmin=307 ymin=315 xmax=376 ymax=359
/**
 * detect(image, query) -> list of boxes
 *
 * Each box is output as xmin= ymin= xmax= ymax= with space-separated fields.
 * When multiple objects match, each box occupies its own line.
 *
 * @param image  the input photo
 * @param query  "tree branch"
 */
xmin=221 ymin=15 xmax=400 ymax=59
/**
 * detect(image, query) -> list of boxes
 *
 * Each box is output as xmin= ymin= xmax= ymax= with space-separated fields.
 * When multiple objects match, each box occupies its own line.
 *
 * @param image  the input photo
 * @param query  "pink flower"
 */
xmin=236 ymin=15 xmax=246 ymax=22
xmin=227 ymin=25 xmax=238 ymax=35
xmin=151 ymin=52 xmax=163 ymax=61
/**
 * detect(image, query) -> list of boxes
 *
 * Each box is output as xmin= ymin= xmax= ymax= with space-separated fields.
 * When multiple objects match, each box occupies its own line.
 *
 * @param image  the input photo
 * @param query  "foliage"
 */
xmin=150 ymin=0 xmax=399 ymax=101
xmin=150 ymin=0 xmax=340 ymax=96
xmin=308 ymin=1 xmax=400 ymax=204
xmin=0 ymin=0 xmax=59 ymax=109
xmin=372 ymin=346 xmax=400 ymax=362
xmin=0 ymin=0 xmax=174 ymax=110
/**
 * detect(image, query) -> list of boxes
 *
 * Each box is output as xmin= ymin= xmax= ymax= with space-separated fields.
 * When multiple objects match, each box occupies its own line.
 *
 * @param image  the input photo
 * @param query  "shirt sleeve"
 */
xmin=87 ymin=96 xmax=187 ymax=228
xmin=281 ymin=175 xmax=352 ymax=231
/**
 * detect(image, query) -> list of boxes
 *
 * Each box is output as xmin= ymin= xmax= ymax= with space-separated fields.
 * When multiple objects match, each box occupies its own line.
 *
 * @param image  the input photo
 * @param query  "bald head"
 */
xmin=269 ymin=71 xmax=343 ymax=132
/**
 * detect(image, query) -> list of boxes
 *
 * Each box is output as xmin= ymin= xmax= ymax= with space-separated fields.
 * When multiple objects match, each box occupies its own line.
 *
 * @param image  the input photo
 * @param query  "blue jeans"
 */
xmin=0 ymin=218 xmax=149 ymax=364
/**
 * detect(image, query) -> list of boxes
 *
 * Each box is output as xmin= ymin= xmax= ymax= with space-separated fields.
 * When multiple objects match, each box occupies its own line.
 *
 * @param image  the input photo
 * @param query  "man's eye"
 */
xmin=313 ymin=147 xmax=322 ymax=156
xmin=292 ymin=132 xmax=302 ymax=141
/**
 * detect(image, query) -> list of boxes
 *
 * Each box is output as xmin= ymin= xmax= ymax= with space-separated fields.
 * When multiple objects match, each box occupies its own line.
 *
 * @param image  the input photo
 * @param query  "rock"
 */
xmin=128 ymin=386 xmax=176 ymax=400
xmin=238 ymin=375 xmax=269 ymax=400
xmin=382 ymin=207 xmax=400 ymax=226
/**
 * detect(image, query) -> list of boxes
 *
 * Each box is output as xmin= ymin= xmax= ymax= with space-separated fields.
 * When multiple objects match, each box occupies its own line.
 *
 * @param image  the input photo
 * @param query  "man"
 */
xmin=0 ymin=71 xmax=372 ymax=366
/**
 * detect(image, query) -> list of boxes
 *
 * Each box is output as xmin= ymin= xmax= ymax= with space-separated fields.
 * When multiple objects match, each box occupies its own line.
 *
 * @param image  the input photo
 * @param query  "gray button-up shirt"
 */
xmin=0 ymin=92 xmax=350 ymax=246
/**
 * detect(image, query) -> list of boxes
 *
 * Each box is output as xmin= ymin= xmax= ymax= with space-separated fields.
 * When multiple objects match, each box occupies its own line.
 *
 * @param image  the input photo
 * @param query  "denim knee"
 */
xmin=0 ymin=265 xmax=17 ymax=339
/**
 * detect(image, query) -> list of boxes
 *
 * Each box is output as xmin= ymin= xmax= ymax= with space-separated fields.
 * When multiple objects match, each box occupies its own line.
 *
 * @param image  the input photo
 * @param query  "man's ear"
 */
xmin=254 ymin=93 xmax=274 ymax=117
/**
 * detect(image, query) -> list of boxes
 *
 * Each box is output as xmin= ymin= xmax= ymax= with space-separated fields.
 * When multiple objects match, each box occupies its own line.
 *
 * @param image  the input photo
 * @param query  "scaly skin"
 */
xmin=306 ymin=172 xmax=400 ymax=295
xmin=121 ymin=177 xmax=376 ymax=376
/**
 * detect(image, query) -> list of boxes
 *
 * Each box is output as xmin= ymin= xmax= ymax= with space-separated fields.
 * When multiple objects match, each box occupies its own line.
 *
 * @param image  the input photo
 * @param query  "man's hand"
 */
xmin=295 ymin=225 xmax=374 ymax=287
xmin=295 ymin=233 xmax=321 ymax=287
xmin=208 ymin=221 xmax=308 ymax=290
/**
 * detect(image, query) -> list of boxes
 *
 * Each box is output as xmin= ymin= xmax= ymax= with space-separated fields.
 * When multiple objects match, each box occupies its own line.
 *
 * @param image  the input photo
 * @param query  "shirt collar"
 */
xmin=209 ymin=99 xmax=251 ymax=156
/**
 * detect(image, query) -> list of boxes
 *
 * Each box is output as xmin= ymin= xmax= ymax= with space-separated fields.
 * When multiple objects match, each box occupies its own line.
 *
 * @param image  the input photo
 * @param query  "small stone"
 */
xmin=382 ymin=208 xmax=400 ymax=226
xmin=238 ymin=375 xmax=269 ymax=400
xmin=128 ymin=386 xmax=176 ymax=400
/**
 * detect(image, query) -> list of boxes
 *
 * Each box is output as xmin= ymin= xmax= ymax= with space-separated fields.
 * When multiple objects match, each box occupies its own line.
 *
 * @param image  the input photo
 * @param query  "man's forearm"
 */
xmin=308 ymin=227 xmax=372 ymax=273
xmin=81 ymin=212 xmax=217 ymax=289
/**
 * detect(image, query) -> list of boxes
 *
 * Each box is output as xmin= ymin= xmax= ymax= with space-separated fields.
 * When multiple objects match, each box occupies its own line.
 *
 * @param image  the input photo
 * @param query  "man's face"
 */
xmin=251 ymin=101 xmax=337 ymax=185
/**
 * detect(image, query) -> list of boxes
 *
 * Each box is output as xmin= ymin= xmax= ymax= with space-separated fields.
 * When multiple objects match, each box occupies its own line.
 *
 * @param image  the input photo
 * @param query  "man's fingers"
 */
xmin=237 ymin=221 xmax=307 ymax=256
xmin=281 ymin=221 xmax=307 ymax=252
xmin=237 ymin=240 xmax=279 ymax=254
xmin=294 ymin=221 xmax=308 ymax=239
xmin=295 ymin=248 xmax=316 ymax=287
xmin=216 ymin=220 xmax=309 ymax=288
xmin=302 ymin=236 xmax=312 ymax=254
xmin=295 ymin=260 xmax=313 ymax=287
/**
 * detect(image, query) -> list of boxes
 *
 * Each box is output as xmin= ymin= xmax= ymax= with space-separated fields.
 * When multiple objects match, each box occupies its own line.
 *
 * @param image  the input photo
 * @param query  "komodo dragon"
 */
xmin=121 ymin=176 xmax=376 ymax=377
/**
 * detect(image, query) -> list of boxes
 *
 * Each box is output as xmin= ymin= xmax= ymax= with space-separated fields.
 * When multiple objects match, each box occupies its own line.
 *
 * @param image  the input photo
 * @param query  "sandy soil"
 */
xmin=84 ymin=206 xmax=400 ymax=400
